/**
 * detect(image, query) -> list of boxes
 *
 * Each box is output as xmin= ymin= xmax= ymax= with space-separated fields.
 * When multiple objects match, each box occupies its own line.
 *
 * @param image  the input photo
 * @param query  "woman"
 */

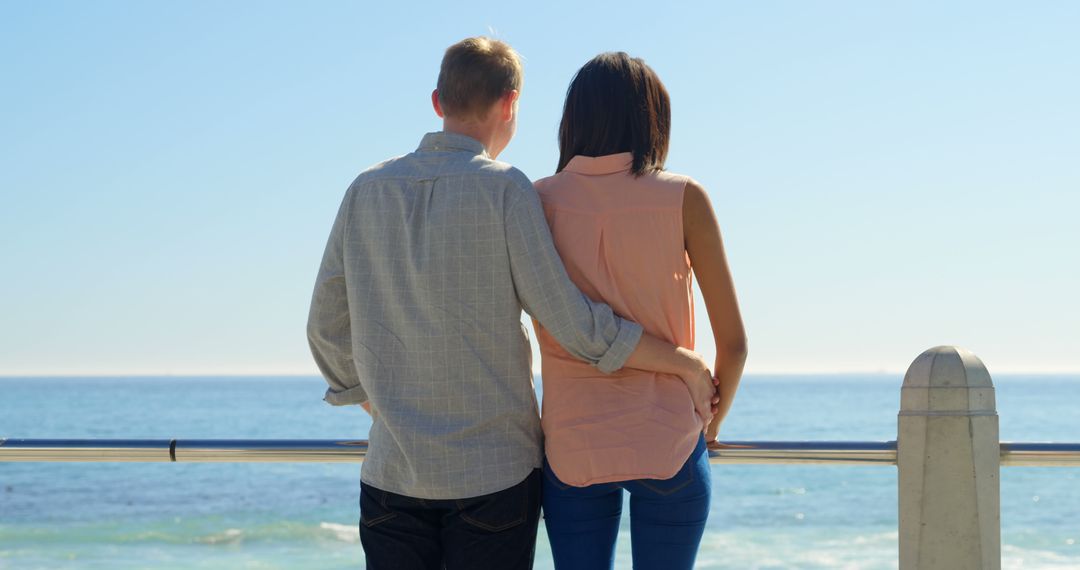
xmin=533 ymin=52 xmax=747 ymax=570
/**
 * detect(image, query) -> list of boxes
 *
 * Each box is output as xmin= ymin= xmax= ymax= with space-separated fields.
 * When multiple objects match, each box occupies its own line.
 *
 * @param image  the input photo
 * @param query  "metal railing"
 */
xmin=2 ymin=438 xmax=1078 ymax=466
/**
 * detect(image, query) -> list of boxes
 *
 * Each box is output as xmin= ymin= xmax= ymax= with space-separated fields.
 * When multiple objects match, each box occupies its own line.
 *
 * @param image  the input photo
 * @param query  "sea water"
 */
xmin=1 ymin=375 xmax=1078 ymax=569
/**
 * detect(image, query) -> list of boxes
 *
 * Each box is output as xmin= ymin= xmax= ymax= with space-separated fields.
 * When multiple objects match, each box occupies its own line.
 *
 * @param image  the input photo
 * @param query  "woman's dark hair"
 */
xmin=557 ymin=52 xmax=671 ymax=177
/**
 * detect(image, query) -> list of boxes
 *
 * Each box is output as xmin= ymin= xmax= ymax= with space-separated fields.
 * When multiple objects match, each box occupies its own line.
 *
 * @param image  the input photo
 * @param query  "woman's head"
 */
xmin=557 ymin=52 xmax=671 ymax=176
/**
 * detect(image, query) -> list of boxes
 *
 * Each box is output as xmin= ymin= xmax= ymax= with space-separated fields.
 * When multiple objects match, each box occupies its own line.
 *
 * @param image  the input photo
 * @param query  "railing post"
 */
xmin=898 ymin=346 xmax=1000 ymax=569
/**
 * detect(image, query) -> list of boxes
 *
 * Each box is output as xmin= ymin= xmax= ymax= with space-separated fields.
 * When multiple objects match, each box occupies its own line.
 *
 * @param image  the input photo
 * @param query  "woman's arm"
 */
xmin=683 ymin=179 xmax=748 ymax=441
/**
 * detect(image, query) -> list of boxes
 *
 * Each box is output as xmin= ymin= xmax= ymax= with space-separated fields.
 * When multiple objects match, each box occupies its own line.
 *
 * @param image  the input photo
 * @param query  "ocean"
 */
xmin=1 ymin=375 xmax=1078 ymax=569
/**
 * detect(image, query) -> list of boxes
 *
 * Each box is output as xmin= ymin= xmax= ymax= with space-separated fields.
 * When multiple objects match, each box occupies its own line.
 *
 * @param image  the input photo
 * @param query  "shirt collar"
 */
xmin=417 ymin=131 xmax=489 ymax=157
xmin=563 ymin=153 xmax=633 ymax=175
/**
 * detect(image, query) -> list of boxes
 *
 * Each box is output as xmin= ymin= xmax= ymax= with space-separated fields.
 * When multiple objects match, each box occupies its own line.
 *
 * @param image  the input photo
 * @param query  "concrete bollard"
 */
xmin=898 ymin=346 xmax=1000 ymax=570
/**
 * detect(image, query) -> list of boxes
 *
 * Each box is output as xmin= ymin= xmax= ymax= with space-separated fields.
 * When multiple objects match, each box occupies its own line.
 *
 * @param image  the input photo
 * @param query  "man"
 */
xmin=307 ymin=37 xmax=717 ymax=570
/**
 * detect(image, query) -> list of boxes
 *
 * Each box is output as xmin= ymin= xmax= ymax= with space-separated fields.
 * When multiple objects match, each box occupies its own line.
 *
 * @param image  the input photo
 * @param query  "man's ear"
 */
xmin=501 ymin=90 xmax=519 ymax=122
xmin=432 ymin=89 xmax=444 ymax=118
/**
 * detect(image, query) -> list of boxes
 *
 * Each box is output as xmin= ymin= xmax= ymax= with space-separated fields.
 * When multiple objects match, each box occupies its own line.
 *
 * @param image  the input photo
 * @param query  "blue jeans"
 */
xmin=542 ymin=435 xmax=711 ymax=570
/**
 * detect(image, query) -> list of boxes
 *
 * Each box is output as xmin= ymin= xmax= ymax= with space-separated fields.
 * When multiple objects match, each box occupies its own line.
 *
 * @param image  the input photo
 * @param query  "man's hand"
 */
xmin=621 ymin=337 xmax=720 ymax=424
xmin=675 ymin=348 xmax=720 ymax=426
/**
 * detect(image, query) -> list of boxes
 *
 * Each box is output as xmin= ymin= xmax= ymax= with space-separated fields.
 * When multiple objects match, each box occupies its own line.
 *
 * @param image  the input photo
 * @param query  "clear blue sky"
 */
xmin=2 ymin=1 xmax=1077 ymax=376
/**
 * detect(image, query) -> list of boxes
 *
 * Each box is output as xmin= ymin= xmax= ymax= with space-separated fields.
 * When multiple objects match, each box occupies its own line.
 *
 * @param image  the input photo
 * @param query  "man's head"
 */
xmin=432 ymin=37 xmax=522 ymax=158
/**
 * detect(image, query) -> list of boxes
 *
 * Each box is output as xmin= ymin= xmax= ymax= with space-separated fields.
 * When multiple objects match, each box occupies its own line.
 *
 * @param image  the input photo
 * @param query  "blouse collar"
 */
xmin=563 ymin=153 xmax=633 ymax=175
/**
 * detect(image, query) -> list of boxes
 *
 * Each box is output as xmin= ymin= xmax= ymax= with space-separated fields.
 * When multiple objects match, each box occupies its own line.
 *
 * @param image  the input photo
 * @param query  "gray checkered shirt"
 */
xmin=307 ymin=131 xmax=643 ymax=499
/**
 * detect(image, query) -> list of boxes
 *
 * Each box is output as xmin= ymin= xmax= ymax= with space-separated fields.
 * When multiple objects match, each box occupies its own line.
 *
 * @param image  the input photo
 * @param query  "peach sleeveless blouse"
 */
xmin=533 ymin=153 xmax=702 ymax=487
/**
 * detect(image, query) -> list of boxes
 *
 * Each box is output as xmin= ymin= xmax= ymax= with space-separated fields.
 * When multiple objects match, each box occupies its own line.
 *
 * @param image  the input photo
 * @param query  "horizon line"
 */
xmin=3 ymin=369 xmax=1080 ymax=379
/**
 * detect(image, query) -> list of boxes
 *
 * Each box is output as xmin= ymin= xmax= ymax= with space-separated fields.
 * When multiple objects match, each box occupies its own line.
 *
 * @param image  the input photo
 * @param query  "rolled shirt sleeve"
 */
xmin=307 ymin=190 xmax=369 ymax=406
xmin=504 ymin=183 xmax=643 ymax=373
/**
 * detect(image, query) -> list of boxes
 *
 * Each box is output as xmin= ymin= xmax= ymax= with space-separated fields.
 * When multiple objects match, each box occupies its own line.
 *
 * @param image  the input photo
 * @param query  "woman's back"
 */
xmin=534 ymin=152 xmax=703 ymax=487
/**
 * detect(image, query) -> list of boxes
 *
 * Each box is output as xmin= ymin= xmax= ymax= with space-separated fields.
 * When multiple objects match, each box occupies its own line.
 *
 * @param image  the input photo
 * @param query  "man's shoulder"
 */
xmin=531 ymin=172 xmax=560 ymax=195
xmin=348 ymin=154 xmax=411 ymax=188
xmin=463 ymin=155 xmax=534 ymax=193
xmin=347 ymin=153 xmax=532 ymax=194
xmin=430 ymin=154 xmax=536 ymax=206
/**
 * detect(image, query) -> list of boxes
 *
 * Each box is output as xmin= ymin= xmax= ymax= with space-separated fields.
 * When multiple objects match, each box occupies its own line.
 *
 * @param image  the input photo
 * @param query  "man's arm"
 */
xmin=505 ymin=185 xmax=640 ymax=372
xmin=622 ymin=334 xmax=719 ymax=423
xmin=307 ymin=188 xmax=369 ymax=407
xmin=506 ymin=183 xmax=717 ymax=422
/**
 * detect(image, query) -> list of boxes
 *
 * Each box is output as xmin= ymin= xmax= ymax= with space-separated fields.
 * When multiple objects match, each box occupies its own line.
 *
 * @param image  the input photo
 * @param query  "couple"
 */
xmin=307 ymin=36 xmax=746 ymax=570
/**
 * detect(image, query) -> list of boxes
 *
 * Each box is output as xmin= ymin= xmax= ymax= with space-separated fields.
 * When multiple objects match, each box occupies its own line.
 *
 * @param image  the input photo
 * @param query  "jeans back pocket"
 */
xmin=456 ymin=471 xmax=538 ymax=532
xmin=635 ymin=462 xmax=697 ymax=496
xmin=359 ymin=484 xmax=399 ymax=528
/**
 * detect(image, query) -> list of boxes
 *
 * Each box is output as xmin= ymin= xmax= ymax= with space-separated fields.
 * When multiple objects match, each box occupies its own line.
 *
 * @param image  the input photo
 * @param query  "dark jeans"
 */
xmin=359 ymin=469 xmax=542 ymax=570
xmin=542 ymin=435 xmax=711 ymax=570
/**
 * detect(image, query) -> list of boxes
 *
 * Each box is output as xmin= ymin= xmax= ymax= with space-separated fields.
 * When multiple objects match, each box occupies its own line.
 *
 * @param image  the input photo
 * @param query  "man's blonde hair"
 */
xmin=437 ymin=37 xmax=523 ymax=121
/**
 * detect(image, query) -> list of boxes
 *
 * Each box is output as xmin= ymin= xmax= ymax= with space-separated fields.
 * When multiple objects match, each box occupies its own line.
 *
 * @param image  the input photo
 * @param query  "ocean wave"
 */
xmin=317 ymin=522 xmax=360 ymax=543
xmin=5 ymin=522 xmax=1080 ymax=569
xmin=189 ymin=521 xmax=360 ymax=545
xmin=0 ymin=520 xmax=360 ymax=548
xmin=689 ymin=529 xmax=900 ymax=570
xmin=1003 ymin=544 xmax=1080 ymax=569
xmin=683 ymin=530 xmax=1080 ymax=570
